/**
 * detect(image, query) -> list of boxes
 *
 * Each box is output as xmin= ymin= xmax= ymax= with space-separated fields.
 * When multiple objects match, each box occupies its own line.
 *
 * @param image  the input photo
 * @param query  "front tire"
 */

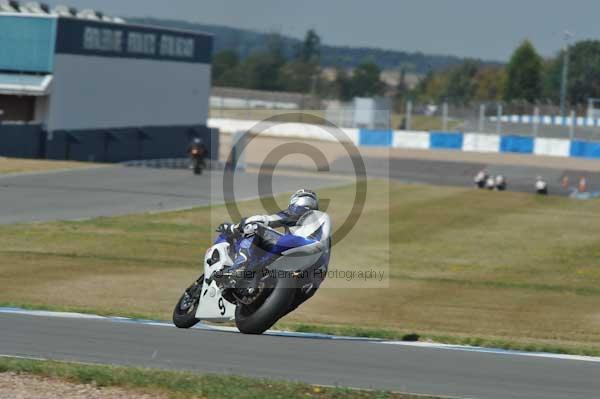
xmin=235 ymin=276 xmax=296 ymax=334
xmin=173 ymin=275 xmax=204 ymax=329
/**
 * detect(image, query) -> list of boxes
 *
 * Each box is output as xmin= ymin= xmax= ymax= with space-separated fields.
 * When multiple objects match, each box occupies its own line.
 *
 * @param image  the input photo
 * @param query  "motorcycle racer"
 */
xmin=217 ymin=189 xmax=320 ymax=273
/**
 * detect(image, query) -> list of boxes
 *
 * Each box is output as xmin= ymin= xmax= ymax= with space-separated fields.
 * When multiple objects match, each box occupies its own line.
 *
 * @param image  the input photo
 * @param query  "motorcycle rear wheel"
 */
xmin=235 ymin=275 xmax=296 ymax=334
xmin=173 ymin=275 xmax=204 ymax=329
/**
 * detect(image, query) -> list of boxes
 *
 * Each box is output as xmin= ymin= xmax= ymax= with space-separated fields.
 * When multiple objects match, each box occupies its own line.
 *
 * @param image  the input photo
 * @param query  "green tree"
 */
xmin=236 ymin=33 xmax=286 ymax=91
xmin=444 ymin=60 xmax=480 ymax=104
xmin=280 ymin=61 xmax=319 ymax=93
xmin=542 ymin=58 xmax=561 ymax=103
xmin=280 ymin=30 xmax=322 ymax=93
xmin=297 ymin=29 xmax=321 ymax=63
xmin=265 ymin=32 xmax=286 ymax=66
xmin=392 ymin=67 xmax=409 ymax=112
xmin=504 ymin=40 xmax=543 ymax=103
xmin=237 ymin=52 xmax=284 ymax=91
xmin=212 ymin=50 xmax=240 ymax=86
xmin=350 ymin=62 xmax=384 ymax=97
xmin=334 ymin=68 xmax=354 ymax=101
xmin=562 ymin=40 xmax=600 ymax=105
xmin=413 ymin=70 xmax=449 ymax=103
xmin=474 ymin=66 xmax=506 ymax=102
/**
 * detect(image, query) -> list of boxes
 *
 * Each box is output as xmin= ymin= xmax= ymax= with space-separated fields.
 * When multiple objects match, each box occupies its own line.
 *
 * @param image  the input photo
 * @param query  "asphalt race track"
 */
xmin=0 ymin=311 xmax=599 ymax=399
xmin=0 ymin=157 xmax=596 ymax=225
xmin=1 ymin=162 xmax=599 ymax=398
xmin=329 ymin=156 xmax=600 ymax=197
xmin=0 ymin=166 xmax=347 ymax=224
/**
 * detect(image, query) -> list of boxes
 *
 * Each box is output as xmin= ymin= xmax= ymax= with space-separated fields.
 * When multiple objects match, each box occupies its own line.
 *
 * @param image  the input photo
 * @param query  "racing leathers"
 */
xmin=218 ymin=206 xmax=312 ymax=273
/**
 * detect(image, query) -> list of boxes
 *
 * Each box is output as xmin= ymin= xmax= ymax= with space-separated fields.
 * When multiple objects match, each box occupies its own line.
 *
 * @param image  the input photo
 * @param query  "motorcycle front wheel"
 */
xmin=235 ymin=275 xmax=296 ymax=334
xmin=173 ymin=275 xmax=204 ymax=329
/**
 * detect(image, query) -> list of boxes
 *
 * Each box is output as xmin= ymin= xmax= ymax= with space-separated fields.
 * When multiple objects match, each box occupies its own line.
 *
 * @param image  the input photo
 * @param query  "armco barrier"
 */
xmin=570 ymin=140 xmax=600 ymax=159
xmin=429 ymin=131 xmax=464 ymax=150
xmin=500 ymin=135 xmax=534 ymax=154
xmin=0 ymin=124 xmax=45 ymax=158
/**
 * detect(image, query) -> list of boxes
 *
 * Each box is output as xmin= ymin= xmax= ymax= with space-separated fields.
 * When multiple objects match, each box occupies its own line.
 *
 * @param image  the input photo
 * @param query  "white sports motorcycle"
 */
xmin=172 ymin=211 xmax=331 ymax=334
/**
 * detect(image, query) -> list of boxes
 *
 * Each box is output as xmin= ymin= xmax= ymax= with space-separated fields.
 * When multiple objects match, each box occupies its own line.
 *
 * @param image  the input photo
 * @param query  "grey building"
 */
xmin=0 ymin=7 xmax=215 ymax=161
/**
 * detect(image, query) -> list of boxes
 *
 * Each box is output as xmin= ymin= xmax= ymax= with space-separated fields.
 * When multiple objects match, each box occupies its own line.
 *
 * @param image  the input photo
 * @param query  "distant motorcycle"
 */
xmin=173 ymin=211 xmax=331 ymax=334
xmin=190 ymin=148 xmax=206 ymax=175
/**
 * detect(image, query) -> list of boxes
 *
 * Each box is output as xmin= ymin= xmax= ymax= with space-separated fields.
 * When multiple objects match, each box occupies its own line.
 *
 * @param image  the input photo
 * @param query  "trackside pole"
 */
xmin=442 ymin=102 xmax=448 ymax=131
xmin=478 ymin=104 xmax=485 ymax=132
xmin=229 ymin=130 xmax=247 ymax=171
xmin=533 ymin=107 xmax=540 ymax=138
xmin=496 ymin=103 xmax=503 ymax=135
xmin=569 ymin=110 xmax=576 ymax=140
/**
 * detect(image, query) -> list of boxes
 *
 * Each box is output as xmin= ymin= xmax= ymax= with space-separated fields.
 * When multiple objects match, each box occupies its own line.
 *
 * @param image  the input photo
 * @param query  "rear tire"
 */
xmin=284 ymin=286 xmax=317 ymax=317
xmin=235 ymin=276 xmax=296 ymax=334
xmin=173 ymin=276 xmax=203 ymax=329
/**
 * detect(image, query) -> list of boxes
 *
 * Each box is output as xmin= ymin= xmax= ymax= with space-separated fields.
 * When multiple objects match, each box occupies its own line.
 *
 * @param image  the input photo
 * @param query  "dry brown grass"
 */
xmin=0 ymin=157 xmax=102 ymax=175
xmin=1 ymin=181 xmax=600 ymax=354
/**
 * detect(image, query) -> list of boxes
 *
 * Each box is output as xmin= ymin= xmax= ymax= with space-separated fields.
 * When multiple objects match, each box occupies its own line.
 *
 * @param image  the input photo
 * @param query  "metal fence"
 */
xmin=210 ymin=86 xmax=321 ymax=117
xmin=209 ymin=87 xmax=600 ymax=141
xmin=396 ymin=101 xmax=600 ymax=141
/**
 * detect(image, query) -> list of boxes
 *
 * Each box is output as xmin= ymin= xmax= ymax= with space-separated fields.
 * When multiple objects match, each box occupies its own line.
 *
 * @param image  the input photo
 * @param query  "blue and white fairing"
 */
xmin=195 ymin=211 xmax=332 ymax=322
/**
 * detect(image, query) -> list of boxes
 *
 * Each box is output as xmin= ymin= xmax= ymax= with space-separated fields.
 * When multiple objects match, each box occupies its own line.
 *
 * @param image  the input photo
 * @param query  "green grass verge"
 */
xmin=0 ymin=357 xmax=433 ymax=399
xmin=1 ymin=181 xmax=600 ymax=358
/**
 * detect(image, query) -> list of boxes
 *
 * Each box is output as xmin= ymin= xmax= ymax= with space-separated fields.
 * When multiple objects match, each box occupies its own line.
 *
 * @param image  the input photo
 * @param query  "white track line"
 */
xmin=1 ymin=307 xmax=599 ymax=363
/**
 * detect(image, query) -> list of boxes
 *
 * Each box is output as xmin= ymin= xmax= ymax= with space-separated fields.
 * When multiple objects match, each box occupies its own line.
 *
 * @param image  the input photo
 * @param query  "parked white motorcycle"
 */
xmin=172 ymin=211 xmax=331 ymax=334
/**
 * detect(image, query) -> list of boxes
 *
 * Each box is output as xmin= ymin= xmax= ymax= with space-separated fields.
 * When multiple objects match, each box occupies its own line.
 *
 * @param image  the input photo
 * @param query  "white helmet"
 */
xmin=289 ymin=189 xmax=319 ymax=214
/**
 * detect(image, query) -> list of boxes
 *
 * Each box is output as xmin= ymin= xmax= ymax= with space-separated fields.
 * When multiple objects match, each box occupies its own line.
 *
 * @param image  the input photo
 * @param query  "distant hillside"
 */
xmin=130 ymin=17 xmax=499 ymax=73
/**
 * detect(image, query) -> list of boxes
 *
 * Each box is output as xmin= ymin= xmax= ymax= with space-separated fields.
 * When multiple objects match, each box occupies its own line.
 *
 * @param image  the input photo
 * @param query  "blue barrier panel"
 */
xmin=500 ymin=135 xmax=534 ymax=154
xmin=569 ymin=140 xmax=600 ymax=159
xmin=359 ymin=129 xmax=393 ymax=147
xmin=429 ymin=132 xmax=463 ymax=150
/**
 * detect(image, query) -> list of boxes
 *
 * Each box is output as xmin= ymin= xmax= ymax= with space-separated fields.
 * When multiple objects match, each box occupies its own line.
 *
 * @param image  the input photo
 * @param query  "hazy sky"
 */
xmin=44 ymin=0 xmax=600 ymax=61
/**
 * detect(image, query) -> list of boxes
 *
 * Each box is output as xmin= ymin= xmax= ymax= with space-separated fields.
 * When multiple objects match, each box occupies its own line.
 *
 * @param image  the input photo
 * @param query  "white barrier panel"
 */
xmin=208 ymin=118 xmax=358 ymax=144
xmin=534 ymin=138 xmax=570 ymax=157
xmin=262 ymin=123 xmax=358 ymax=143
xmin=462 ymin=133 xmax=500 ymax=153
xmin=208 ymin=118 xmax=256 ymax=133
xmin=342 ymin=128 xmax=359 ymax=145
xmin=392 ymin=130 xmax=430 ymax=149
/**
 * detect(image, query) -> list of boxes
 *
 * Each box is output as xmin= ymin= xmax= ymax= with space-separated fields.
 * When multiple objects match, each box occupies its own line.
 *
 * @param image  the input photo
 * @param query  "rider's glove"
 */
xmin=216 ymin=223 xmax=239 ymax=237
xmin=242 ymin=222 xmax=259 ymax=237
xmin=245 ymin=215 xmax=269 ymax=225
